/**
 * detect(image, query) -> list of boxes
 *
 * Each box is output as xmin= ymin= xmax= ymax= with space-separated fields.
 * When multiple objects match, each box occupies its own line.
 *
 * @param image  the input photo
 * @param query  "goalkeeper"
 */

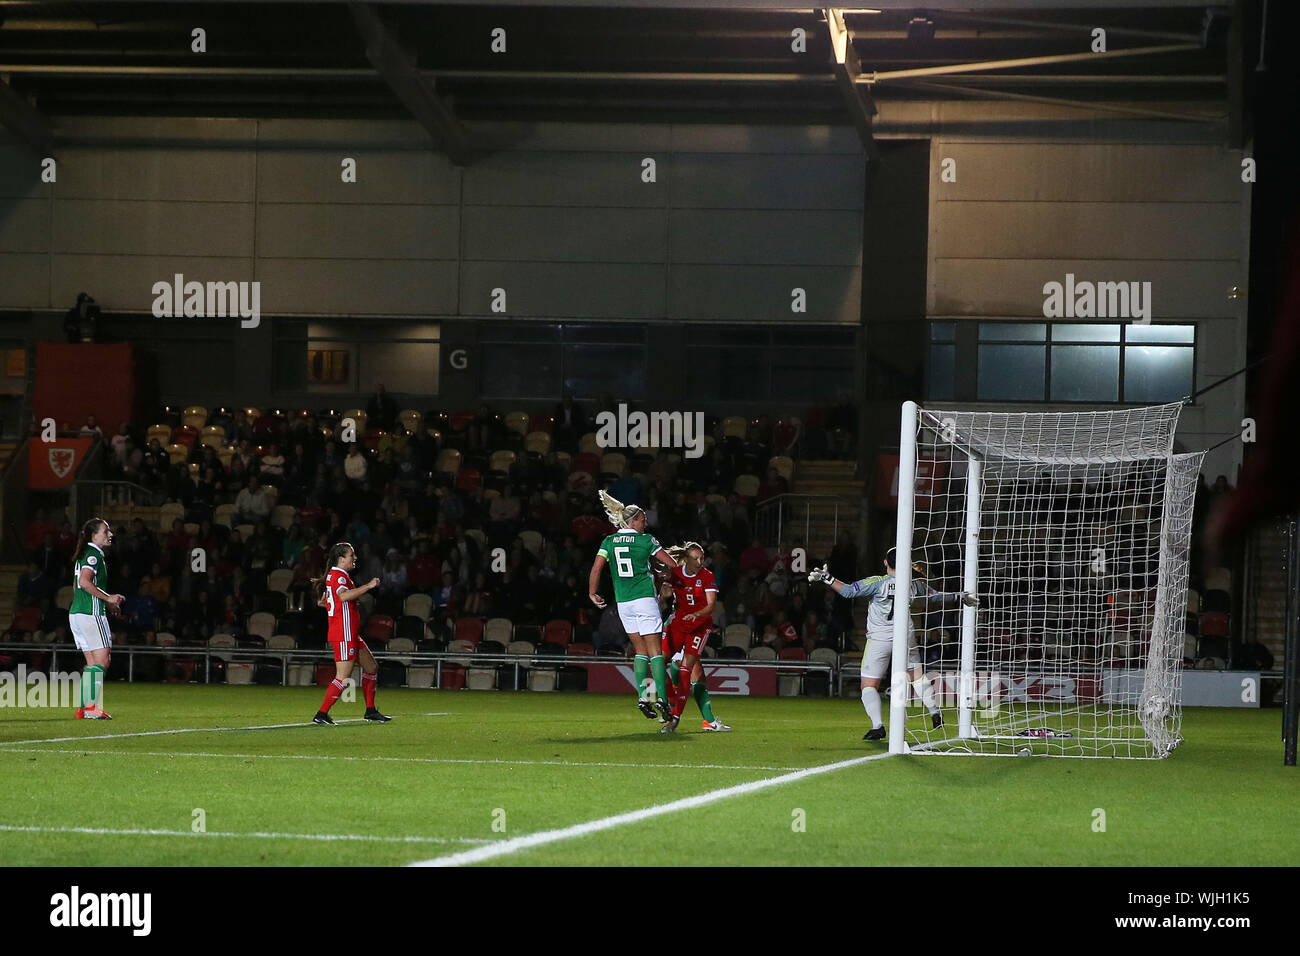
xmin=809 ymin=547 xmax=978 ymax=741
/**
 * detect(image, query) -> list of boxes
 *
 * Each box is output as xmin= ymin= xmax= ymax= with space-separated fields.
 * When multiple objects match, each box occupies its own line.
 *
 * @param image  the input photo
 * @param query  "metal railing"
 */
xmin=0 ymin=642 xmax=837 ymax=692
xmin=754 ymin=493 xmax=853 ymax=551
xmin=68 ymin=479 xmax=166 ymax=531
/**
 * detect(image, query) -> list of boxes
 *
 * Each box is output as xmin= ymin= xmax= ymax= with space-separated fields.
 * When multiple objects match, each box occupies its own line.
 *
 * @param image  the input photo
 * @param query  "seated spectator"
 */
xmin=259 ymin=443 xmax=286 ymax=485
xmin=343 ymin=444 xmax=368 ymax=484
xmin=462 ymin=572 xmax=494 ymax=617
xmin=110 ymin=421 xmax=132 ymax=462
xmin=379 ymin=549 xmax=408 ymax=596
xmin=245 ymin=521 xmax=275 ymax=570
xmin=756 ymin=466 xmax=788 ymax=503
xmin=763 ymin=610 xmax=800 ymax=649
xmin=801 ymin=609 xmax=826 ymax=653
xmin=55 ymin=519 xmax=77 ymax=560
xmin=366 ymin=382 xmax=398 ymax=432
xmin=433 ymin=571 xmax=460 ymax=617
xmin=234 ymin=476 xmax=271 ymax=525
xmin=407 ymin=540 xmax=439 ymax=593
xmin=138 ymin=562 xmax=173 ymax=604
xmin=487 ymin=484 xmax=523 ymax=544
xmin=772 ymin=416 xmax=801 ymax=456
xmin=78 ymin=414 xmax=104 ymax=440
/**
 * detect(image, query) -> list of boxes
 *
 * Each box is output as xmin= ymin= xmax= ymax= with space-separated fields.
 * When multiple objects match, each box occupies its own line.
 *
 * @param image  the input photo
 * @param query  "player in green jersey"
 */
xmin=68 ymin=518 xmax=126 ymax=719
xmin=589 ymin=490 xmax=678 ymax=721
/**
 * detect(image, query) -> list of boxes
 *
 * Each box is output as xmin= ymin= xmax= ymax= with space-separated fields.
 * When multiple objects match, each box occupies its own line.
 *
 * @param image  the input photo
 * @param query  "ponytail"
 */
xmin=80 ymin=517 xmax=106 ymax=546
xmin=312 ymin=540 xmax=355 ymax=605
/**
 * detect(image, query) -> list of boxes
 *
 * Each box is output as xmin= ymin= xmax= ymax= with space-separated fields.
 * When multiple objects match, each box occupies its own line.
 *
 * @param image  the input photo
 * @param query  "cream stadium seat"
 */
xmin=504 ymin=411 xmax=530 ymax=436
xmin=267 ymin=568 xmax=294 ymax=594
xmin=484 ymin=618 xmax=514 ymax=644
xmin=213 ymin=503 xmax=237 ymax=528
xmin=403 ymin=593 xmax=433 ymax=622
xmin=488 ymin=449 xmax=517 ymax=473
xmin=599 ymin=452 xmax=627 ymax=477
xmin=579 ymin=432 xmax=601 ymax=455
xmin=748 ymin=645 xmax=777 ymax=661
xmin=733 ymin=474 xmax=760 ymax=498
xmin=721 ymin=416 xmax=747 ymax=439
xmin=524 ymin=431 xmax=552 ymax=455
xmin=341 ymin=409 xmax=368 ymax=434
xmin=723 ymin=624 xmax=752 ymax=649
xmin=56 ymin=585 xmax=75 ymax=610
xmin=247 ymin=612 xmax=276 ymax=641
xmin=164 ymin=443 xmax=188 ymax=465
xmin=267 ymin=634 xmax=296 ymax=650
xmin=399 ymin=409 xmax=423 ymax=433
xmin=517 ymin=530 xmax=543 ymax=559
xmin=768 ymin=456 xmax=795 ymax=482
xmin=147 ymin=423 xmax=172 ymax=445
xmin=201 ymin=425 xmax=226 ymax=444
xmin=159 ymin=502 xmax=185 ymax=528
xmin=435 ymin=448 xmax=462 ymax=475
xmin=181 ymin=405 xmax=209 ymax=430
xmin=271 ymin=504 xmax=296 ymax=530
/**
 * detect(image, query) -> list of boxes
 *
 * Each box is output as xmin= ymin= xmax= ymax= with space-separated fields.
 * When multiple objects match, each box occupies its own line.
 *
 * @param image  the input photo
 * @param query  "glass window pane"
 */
xmin=1050 ymin=345 xmax=1119 ymax=401
xmin=562 ymin=324 xmax=645 ymax=344
xmin=483 ymin=343 xmax=561 ymax=398
xmin=772 ymin=353 xmax=851 ymax=400
xmin=979 ymin=322 xmax=1046 ymax=342
xmin=563 ymin=345 xmax=646 ymax=400
xmin=694 ymin=348 xmax=767 ymax=401
xmin=1052 ymin=324 xmax=1120 ymax=343
xmin=978 ymin=345 xmax=1045 ymax=400
xmin=930 ymin=321 xmax=955 ymax=342
xmin=480 ymin=322 xmax=560 ymax=343
xmin=1124 ymin=346 xmax=1194 ymax=402
xmin=359 ymin=342 xmax=440 ymax=395
xmin=772 ymin=326 xmax=854 ymax=348
xmin=1125 ymin=324 xmax=1195 ymax=344
xmin=928 ymin=344 xmax=955 ymax=401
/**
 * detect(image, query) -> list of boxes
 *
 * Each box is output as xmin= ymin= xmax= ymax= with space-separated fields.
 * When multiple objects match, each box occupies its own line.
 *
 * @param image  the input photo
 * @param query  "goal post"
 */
xmin=891 ymin=401 xmax=1204 ymax=759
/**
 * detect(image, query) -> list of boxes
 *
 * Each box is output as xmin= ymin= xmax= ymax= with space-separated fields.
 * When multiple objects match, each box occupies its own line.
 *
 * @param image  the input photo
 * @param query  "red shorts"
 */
xmin=331 ymin=635 xmax=370 ymax=663
xmin=663 ymin=616 xmax=709 ymax=659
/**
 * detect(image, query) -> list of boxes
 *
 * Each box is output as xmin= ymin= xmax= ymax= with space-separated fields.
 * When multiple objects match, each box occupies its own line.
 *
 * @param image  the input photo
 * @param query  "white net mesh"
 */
xmin=898 ymin=403 xmax=1203 ymax=759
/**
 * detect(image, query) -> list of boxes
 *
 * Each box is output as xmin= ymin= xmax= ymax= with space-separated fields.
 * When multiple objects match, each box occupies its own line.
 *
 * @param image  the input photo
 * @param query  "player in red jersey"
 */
xmin=310 ymin=541 xmax=390 ymax=724
xmin=659 ymin=542 xmax=731 ymax=733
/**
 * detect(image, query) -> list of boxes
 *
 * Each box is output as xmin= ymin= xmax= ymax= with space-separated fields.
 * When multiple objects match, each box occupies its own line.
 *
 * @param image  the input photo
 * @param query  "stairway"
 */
xmin=0 ymin=564 xmax=24 ymax=629
xmin=752 ymin=460 xmax=866 ymax=563
xmin=1247 ymin=521 xmax=1289 ymax=666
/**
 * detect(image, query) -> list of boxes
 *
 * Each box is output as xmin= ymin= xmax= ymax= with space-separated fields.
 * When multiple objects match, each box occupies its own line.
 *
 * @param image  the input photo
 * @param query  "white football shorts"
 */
xmin=70 ymin=613 xmax=113 ymax=652
xmin=617 ymin=596 xmax=664 ymax=637
xmin=860 ymin=629 xmax=920 ymax=680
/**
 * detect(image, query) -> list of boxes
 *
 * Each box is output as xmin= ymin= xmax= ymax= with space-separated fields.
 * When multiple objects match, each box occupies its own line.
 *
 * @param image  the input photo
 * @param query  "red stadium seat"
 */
xmin=543 ymin=619 xmax=573 ymax=646
xmin=1198 ymin=612 xmax=1230 ymax=638
xmin=253 ymin=416 xmax=280 ymax=438
xmin=778 ymin=647 xmax=807 ymax=663
xmin=439 ymin=663 xmax=466 ymax=689
xmin=455 ymin=467 xmax=482 ymax=492
xmin=10 ymin=607 xmax=42 ymax=632
xmin=448 ymin=410 xmax=476 ymax=433
xmin=572 ymin=452 xmax=600 ymax=475
xmin=529 ymin=413 xmax=554 ymax=434
xmin=567 ymin=642 xmax=595 ymax=656
xmin=363 ymin=614 xmax=395 ymax=644
xmin=454 ymin=617 xmax=484 ymax=645
xmin=171 ymin=425 xmax=199 ymax=447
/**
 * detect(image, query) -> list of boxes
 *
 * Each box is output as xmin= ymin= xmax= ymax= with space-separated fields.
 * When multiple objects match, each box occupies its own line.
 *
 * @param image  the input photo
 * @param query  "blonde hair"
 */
xmin=599 ymin=489 xmax=644 ymax=530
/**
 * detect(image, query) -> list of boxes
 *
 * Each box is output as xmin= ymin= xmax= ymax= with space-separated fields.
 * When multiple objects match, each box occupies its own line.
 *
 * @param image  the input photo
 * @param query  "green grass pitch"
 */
xmin=0 ymin=685 xmax=1295 ymax=866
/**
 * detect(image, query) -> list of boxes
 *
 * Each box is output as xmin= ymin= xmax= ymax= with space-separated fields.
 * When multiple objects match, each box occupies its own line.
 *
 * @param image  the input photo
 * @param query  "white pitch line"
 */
xmin=0 ymin=823 xmax=490 ymax=845
xmin=0 ymin=747 xmax=806 ymax=773
xmin=411 ymin=750 xmax=897 ymax=867
xmin=0 ymin=714 xmax=449 ymax=748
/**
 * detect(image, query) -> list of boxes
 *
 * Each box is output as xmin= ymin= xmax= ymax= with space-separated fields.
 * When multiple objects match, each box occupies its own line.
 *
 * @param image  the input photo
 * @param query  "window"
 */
xmin=928 ymin=321 xmax=1195 ymax=404
xmin=480 ymin=323 xmax=646 ymax=400
xmin=284 ymin=322 xmax=440 ymax=394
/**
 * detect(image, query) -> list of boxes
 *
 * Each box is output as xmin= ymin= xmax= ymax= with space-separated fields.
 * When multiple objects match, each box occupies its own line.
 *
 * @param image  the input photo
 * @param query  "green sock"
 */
xmin=668 ymin=661 xmax=680 ymax=686
xmin=650 ymin=655 xmax=668 ymax=702
xmin=633 ymin=655 xmax=650 ymax=699
xmin=693 ymin=681 xmax=715 ymax=722
xmin=82 ymin=665 xmax=102 ymax=709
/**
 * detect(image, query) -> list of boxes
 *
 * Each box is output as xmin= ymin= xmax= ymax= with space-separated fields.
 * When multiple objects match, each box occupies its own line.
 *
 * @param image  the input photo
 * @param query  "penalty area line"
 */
xmin=0 ymin=714 xmax=449 ymax=748
xmin=0 ymin=823 xmax=490 ymax=845
xmin=410 ymin=750 xmax=896 ymax=867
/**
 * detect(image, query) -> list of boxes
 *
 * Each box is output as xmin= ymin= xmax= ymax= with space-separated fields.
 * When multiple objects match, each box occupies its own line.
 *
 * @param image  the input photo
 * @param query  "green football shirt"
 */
xmin=597 ymin=529 xmax=662 ymax=604
xmin=69 ymin=543 xmax=107 ymax=617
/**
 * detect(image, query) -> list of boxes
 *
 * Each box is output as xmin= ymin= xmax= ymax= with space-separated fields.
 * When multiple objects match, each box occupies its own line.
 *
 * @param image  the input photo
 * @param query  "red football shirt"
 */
xmin=668 ymin=565 xmax=717 ymax=630
xmin=325 ymin=567 xmax=360 ymax=643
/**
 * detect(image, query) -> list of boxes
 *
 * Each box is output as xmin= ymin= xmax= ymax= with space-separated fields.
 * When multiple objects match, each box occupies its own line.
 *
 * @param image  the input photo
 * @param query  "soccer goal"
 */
xmin=889 ymin=401 xmax=1204 ymax=759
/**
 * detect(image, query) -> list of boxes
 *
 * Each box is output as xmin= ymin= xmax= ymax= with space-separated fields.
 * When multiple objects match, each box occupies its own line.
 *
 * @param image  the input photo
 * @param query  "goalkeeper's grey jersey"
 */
xmin=839 ymin=573 xmax=936 ymax=637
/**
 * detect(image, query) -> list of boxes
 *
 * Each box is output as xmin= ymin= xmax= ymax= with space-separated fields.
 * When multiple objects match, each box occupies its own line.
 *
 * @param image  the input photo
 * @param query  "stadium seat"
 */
xmin=270 ymin=504 xmax=296 ymax=531
xmin=201 ymin=424 xmax=226 ymax=444
xmin=527 ymin=667 xmax=558 ymax=692
xmin=225 ymin=662 xmax=255 ymax=685
xmin=463 ymin=529 xmax=488 ymax=554
xmin=747 ymin=646 xmax=777 ymax=661
xmin=406 ymin=666 xmax=436 ymax=689
xmin=181 ymin=405 xmax=209 ymax=430
xmin=377 ymin=660 xmax=406 ymax=688
xmin=578 ymin=432 xmax=601 ymax=455
xmin=721 ymin=416 xmax=747 ymax=439
xmin=504 ymin=411 xmax=530 ymax=436
xmin=399 ymin=409 xmax=423 ymax=433
xmin=172 ymin=425 xmax=199 ymax=448
xmin=567 ymin=642 xmax=595 ymax=656
xmin=387 ymin=637 xmax=416 ymax=655
xmin=395 ymin=616 xmax=426 ymax=643
xmin=207 ymin=633 xmax=238 ymax=661
xmin=718 ymin=645 xmax=746 ymax=660
xmin=543 ymin=619 xmax=573 ymax=646
xmin=455 ymin=617 xmax=485 ymax=645
xmin=155 ymin=632 xmax=178 ymax=648
xmin=164 ymin=443 xmax=189 ymax=464
xmin=235 ymin=524 xmax=255 ymax=542
xmin=267 ymin=634 xmax=296 ymax=650
xmin=159 ymin=501 xmax=185 ymax=526
xmin=599 ymin=452 xmax=627 ymax=478
xmin=364 ymin=614 xmax=395 ymax=645
xmin=146 ymin=423 xmax=172 ymax=445
xmin=1204 ymin=567 xmax=1233 ymax=593
xmin=267 ymin=568 xmax=294 ymax=594
xmin=455 ymin=468 xmax=481 ymax=492
xmin=488 ymin=449 xmax=517 ymax=474
xmin=573 ymin=452 xmax=600 ymax=476
xmin=1185 ymin=588 xmax=1201 ymax=615
xmin=514 ymin=624 xmax=543 ymax=646
xmin=436 ymin=448 xmax=462 ymax=476
xmin=518 ymin=530 xmax=543 ymax=559
xmin=723 ymin=624 xmax=752 ymax=649
xmin=767 ymin=455 xmax=795 ymax=482
xmin=524 ymin=430 xmax=552 ymax=456
xmin=439 ymin=663 xmax=468 ymax=689
xmin=341 ymin=409 xmax=368 ymax=433
xmin=403 ymin=594 xmax=433 ymax=622
xmin=247 ymin=612 xmax=276 ymax=641
xmin=1198 ymin=612 xmax=1229 ymax=638
xmin=56 ymin=586 xmax=75 ymax=610
xmin=10 ymin=607 xmax=41 ymax=631
xmin=809 ymin=647 xmax=838 ymax=667
xmin=482 ymin=618 xmax=512 ymax=644
xmin=733 ymin=474 xmax=760 ymax=499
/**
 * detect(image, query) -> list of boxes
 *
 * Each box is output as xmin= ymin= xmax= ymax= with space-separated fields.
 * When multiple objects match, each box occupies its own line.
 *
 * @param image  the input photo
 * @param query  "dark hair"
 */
xmin=312 ymin=541 xmax=356 ymax=605
xmin=884 ymin=547 xmax=897 ymax=568
xmin=81 ymin=517 xmax=107 ymax=546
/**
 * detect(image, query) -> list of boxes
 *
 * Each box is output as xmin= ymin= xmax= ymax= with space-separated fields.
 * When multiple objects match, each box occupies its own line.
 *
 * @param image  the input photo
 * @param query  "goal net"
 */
xmin=889 ymin=401 xmax=1203 ymax=759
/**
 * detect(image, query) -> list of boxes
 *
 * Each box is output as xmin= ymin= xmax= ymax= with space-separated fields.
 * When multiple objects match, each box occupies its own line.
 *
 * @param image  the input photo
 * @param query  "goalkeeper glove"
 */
xmin=808 ymin=564 xmax=833 ymax=585
xmin=960 ymin=591 xmax=980 ymax=608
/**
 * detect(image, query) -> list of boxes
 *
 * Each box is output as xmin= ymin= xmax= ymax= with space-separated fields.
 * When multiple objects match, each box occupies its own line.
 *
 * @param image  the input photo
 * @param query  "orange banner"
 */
xmin=29 ymin=438 xmax=94 ymax=489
